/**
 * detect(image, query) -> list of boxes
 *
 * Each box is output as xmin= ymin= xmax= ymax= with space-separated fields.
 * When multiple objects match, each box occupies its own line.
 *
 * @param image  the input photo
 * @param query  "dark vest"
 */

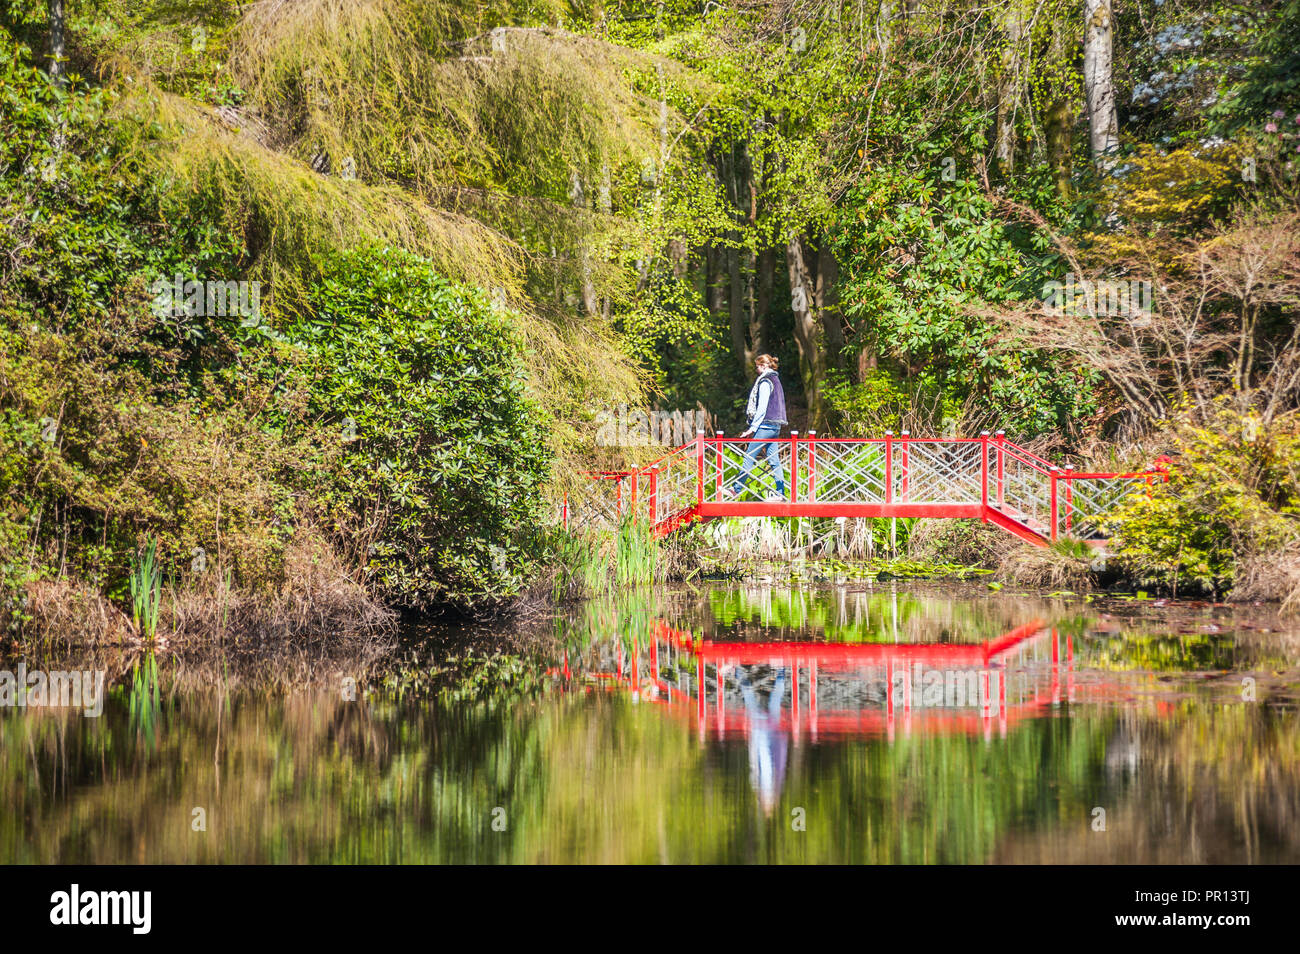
xmin=755 ymin=371 xmax=787 ymax=426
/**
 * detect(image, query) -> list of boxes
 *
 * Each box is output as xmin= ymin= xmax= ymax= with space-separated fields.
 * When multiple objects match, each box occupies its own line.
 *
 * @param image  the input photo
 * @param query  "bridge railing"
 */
xmin=992 ymin=438 xmax=1055 ymax=536
xmin=705 ymin=431 xmax=801 ymax=501
xmin=567 ymin=429 xmax=1165 ymax=543
xmin=647 ymin=441 xmax=701 ymax=526
xmin=1057 ymin=470 xmax=1161 ymax=540
xmin=563 ymin=470 xmax=633 ymax=532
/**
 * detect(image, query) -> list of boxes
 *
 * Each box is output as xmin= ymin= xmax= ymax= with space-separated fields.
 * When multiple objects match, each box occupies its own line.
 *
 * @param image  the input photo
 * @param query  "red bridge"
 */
xmin=570 ymin=430 xmax=1165 ymax=545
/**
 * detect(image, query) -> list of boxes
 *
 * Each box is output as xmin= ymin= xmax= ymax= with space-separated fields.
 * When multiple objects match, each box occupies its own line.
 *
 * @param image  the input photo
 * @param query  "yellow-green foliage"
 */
xmin=224 ymin=0 xmax=692 ymax=321
xmin=124 ymin=89 xmax=525 ymax=306
xmin=1093 ymin=142 xmax=1243 ymax=258
xmin=1106 ymin=403 xmax=1300 ymax=595
xmin=90 ymin=1 xmax=669 ymax=481
xmin=223 ymin=0 xmax=722 ymax=381
xmin=1115 ymin=143 xmax=1241 ymax=227
xmin=232 ymin=2 xmax=660 ymax=199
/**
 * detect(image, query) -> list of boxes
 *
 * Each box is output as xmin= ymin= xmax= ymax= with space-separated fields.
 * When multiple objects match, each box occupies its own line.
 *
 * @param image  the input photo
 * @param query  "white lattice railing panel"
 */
xmin=899 ymin=440 xmax=983 ymax=503
xmin=708 ymin=439 xmax=794 ymax=501
xmin=564 ymin=479 xmax=627 ymax=532
xmin=994 ymin=450 xmax=1053 ymax=533
xmin=808 ymin=441 xmax=886 ymax=502
xmin=1061 ymin=475 xmax=1147 ymax=540
xmin=648 ymin=445 xmax=700 ymax=524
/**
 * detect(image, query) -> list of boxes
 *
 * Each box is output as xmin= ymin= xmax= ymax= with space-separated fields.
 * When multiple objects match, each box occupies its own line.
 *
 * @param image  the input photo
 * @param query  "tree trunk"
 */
xmin=47 ymin=0 xmax=66 ymax=84
xmin=994 ymin=2 xmax=1025 ymax=176
xmin=706 ymin=245 xmax=725 ymax=320
xmin=728 ymin=245 xmax=747 ymax=376
xmin=1045 ymin=96 xmax=1073 ymax=201
xmin=1041 ymin=25 xmax=1074 ymax=200
xmin=816 ymin=242 xmax=845 ymax=365
xmin=729 ymin=247 xmax=772 ymax=375
xmin=1084 ymin=0 xmax=1118 ymax=170
xmin=753 ymin=246 xmax=773 ymax=360
xmin=857 ymin=345 xmax=877 ymax=384
xmin=786 ymin=234 xmax=829 ymax=429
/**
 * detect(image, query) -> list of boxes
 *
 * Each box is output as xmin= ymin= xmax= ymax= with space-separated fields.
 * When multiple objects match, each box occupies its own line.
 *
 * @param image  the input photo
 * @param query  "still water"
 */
xmin=3 ymin=585 xmax=1299 ymax=863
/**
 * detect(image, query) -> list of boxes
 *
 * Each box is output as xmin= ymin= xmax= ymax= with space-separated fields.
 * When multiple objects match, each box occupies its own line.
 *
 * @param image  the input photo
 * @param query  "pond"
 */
xmin=3 ymin=584 xmax=1299 ymax=864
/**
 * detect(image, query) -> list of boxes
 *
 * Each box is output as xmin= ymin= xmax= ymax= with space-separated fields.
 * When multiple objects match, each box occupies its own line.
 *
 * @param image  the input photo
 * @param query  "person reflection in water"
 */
xmin=737 ymin=666 xmax=790 ymax=816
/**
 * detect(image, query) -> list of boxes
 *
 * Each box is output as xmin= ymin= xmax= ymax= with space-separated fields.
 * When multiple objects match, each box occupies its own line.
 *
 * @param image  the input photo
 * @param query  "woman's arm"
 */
xmin=743 ymin=379 xmax=772 ymax=436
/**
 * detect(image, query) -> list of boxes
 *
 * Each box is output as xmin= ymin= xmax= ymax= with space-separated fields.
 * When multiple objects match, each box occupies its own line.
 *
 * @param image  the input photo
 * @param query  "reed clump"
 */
xmin=996 ymin=539 xmax=1096 ymax=591
xmin=1233 ymin=551 xmax=1300 ymax=615
xmin=908 ymin=518 xmax=1016 ymax=569
xmin=128 ymin=537 xmax=163 ymax=641
xmin=535 ymin=516 xmax=682 ymax=602
xmin=541 ymin=527 xmax=608 ymax=603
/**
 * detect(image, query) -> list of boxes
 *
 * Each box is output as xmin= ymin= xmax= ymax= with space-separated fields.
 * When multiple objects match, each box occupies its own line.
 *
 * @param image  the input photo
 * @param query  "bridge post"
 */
xmin=648 ymin=467 xmax=658 ymax=525
xmin=695 ymin=429 xmax=704 ymax=507
xmin=980 ymin=431 xmax=990 ymax=515
xmin=1050 ymin=467 xmax=1060 ymax=541
xmin=1063 ymin=465 xmax=1073 ymax=535
xmin=715 ymin=431 xmax=724 ymax=501
xmin=995 ymin=430 xmax=1006 ymax=507
xmin=629 ymin=470 xmax=638 ymax=521
xmin=884 ymin=431 xmax=894 ymax=504
xmin=717 ymin=665 xmax=725 ymax=738
xmin=808 ymin=430 xmax=817 ymax=501
xmin=562 ymin=492 xmax=568 ymax=529
xmin=900 ymin=430 xmax=910 ymax=502
xmin=790 ymin=431 xmax=799 ymax=502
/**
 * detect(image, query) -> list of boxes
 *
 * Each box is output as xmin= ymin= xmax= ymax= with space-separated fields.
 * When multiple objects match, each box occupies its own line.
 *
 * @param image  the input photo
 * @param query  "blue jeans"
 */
xmin=732 ymin=423 xmax=785 ymax=496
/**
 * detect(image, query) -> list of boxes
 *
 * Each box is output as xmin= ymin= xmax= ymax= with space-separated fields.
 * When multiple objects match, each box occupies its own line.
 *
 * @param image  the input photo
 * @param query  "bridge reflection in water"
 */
xmin=550 ymin=617 xmax=1148 ymax=815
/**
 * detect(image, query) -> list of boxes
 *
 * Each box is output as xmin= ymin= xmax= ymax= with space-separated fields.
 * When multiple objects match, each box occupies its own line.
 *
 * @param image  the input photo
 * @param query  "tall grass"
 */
xmin=547 ymin=527 xmax=608 ymax=602
xmin=997 ymin=539 xmax=1095 ymax=591
xmin=543 ymin=518 xmax=661 ymax=600
xmin=614 ymin=517 xmax=658 ymax=589
xmin=128 ymin=537 xmax=162 ymax=641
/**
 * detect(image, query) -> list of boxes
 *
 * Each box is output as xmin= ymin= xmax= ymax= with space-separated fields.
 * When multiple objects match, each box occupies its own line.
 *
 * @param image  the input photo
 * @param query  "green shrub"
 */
xmin=823 ymin=368 xmax=916 ymax=435
xmin=0 ymin=32 xmax=309 ymax=607
xmin=293 ymin=246 xmax=550 ymax=607
xmin=0 ymin=34 xmax=245 ymax=337
xmin=829 ymin=165 xmax=1099 ymax=437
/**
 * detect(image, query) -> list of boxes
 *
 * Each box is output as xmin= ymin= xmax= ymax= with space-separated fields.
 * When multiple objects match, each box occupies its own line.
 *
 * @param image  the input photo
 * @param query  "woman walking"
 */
xmin=724 ymin=354 xmax=788 ymax=501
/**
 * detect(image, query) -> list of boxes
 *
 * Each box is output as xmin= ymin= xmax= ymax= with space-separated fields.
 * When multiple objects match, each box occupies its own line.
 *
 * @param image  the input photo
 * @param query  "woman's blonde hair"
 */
xmin=756 ymin=354 xmax=779 ymax=371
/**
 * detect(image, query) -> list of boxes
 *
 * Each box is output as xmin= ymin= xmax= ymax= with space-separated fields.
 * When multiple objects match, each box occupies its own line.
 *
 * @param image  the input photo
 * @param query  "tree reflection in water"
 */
xmin=2 ymin=586 xmax=1298 ymax=863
